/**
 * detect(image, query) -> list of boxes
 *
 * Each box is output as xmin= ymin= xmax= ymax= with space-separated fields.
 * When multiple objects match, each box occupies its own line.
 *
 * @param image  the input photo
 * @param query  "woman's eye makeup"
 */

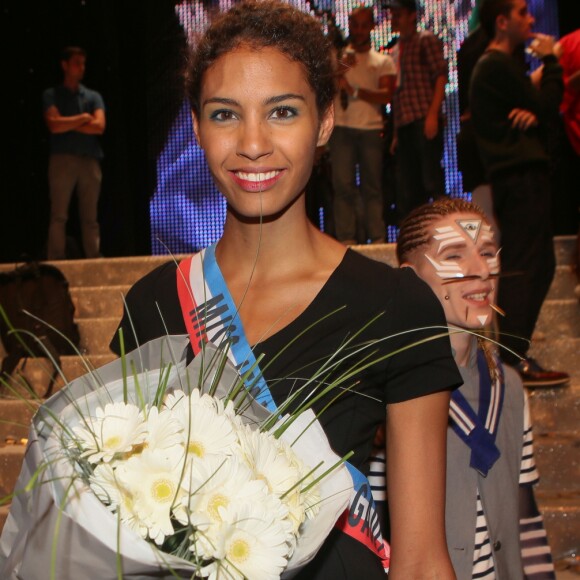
xmin=209 ymin=109 xmax=237 ymax=122
xmin=270 ymin=106 xmax=299 ymax=119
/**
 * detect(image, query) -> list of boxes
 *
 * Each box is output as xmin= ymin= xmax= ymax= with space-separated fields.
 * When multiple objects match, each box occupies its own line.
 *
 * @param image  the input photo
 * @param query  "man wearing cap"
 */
xmin=330 ymin=5 xmax=396 ymax=245
xmin=388 ymin=0 xmax=447 ymax=221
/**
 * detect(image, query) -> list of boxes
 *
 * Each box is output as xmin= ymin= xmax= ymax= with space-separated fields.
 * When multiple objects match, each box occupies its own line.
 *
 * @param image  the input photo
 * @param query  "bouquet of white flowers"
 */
xmin=0 ymin=335 xmax=352 ymax=580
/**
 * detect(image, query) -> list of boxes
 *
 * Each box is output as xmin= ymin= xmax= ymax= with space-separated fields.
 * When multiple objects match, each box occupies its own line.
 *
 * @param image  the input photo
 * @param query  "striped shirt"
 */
xmin=472 ymin=392 xmax=540 ymax=579
xmin=368 ymin=393 xmax=554 ymax=579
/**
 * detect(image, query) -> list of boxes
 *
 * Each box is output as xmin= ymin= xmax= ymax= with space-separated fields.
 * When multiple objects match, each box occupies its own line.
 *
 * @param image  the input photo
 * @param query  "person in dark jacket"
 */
xmin=470 ymin=0 xmax=569 ymax=386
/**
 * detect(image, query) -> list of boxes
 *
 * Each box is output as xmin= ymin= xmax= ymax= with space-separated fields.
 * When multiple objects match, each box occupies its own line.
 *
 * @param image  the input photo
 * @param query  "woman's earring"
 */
xmin=444 ymin=295 xmax=450 ymax=300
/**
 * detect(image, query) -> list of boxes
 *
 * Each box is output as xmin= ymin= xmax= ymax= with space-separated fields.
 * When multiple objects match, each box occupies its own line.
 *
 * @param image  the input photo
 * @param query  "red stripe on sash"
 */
xmin=176 ymin=256 xmax=204 ymax=356
xmin=335 ymin=509 xmax=391 ymax=570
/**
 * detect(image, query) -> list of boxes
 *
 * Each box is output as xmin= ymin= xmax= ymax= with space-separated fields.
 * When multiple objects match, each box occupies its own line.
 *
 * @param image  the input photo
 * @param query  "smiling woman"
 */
xmin=191 ymin=46 xmax=333 ymax=224
xmin=110 ymin=2 xmax=461 ymax=578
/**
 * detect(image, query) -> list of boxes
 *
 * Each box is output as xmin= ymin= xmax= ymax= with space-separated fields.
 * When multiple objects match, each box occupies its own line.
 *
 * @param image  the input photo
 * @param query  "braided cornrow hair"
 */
xmin=396 ymin=198 xmax=499 ymax=380
xmin=396 ymin=198 xmax=487 ymax=265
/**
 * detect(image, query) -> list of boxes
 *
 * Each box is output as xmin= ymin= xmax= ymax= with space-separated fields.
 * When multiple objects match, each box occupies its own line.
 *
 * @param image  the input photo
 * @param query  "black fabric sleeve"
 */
xmin=536 ymin=57 xmax=564 ymax=120
xmin=457 ymin=26 xmax=489 ymax=115
xmin=495 ymin=53 xmax=562 ymax=122
xmin=382 ymin=268 xmax=462 ymax=404
xmin=109 ymin=262 xmax=185 ymax=355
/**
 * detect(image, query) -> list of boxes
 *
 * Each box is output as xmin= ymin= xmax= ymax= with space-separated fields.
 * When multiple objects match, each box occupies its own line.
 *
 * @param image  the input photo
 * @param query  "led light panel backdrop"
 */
xmin=149 ymin=0 xmax=558 ymax=253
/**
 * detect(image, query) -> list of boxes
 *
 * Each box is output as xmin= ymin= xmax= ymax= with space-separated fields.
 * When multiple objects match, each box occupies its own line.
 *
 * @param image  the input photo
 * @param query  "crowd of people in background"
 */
xmin=43 ymin=0 xmax=576 ymax=385
xmin=305 ymin=0 xmax=578 ymax=243
xmin=307 ymin=0 xmax=575 ymax=387
xmin=7 ymin=0 xmax=575 ymax=577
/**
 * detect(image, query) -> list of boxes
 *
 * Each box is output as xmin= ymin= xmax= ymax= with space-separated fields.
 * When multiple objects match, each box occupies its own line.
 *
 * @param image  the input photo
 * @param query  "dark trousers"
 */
xmin=492 ymin=165 xmax=556 ymax=365
xmin=395 ymin=118 xmax=445 ymax=221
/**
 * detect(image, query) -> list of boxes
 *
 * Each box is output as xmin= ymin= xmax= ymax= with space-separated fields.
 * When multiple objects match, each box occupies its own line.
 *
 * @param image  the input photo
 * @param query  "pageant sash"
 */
xmin=176 ymin=245 xmax=274 ymax=412
xmin=449 ymin=349 xmax=505 ymax=476
xmin=176 ymin=246 xmax=391 ymax=571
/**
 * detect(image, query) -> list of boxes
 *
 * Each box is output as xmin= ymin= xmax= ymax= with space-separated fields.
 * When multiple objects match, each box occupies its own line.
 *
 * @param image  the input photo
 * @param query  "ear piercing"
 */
xmin=444 ymin=295 xmax=450 ymax=300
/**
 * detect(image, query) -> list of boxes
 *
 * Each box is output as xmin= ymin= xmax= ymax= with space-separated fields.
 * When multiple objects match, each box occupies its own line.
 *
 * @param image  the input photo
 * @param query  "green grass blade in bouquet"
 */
xmin=0 ymin=334 xmax=353 ymax=579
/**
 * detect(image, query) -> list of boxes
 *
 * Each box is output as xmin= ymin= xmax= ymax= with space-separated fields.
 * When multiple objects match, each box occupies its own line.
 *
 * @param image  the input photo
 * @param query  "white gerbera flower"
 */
xmin=115 ymin=447 xmax=186 ymax=545
xmin=73 ymin=401 xmax=147 ymax=463
xmin=177 ymin=454 xmax=269 ymax=557
xmin=277 ymin=440 xmax=321 ymax=523
xmin=89 ymin=462 xmax=148 ymax=539
xmin=240 ymin=427 xmax=320 ymax=533
xmin=204 ymin=501 xmax=291 ymax=580
xmin=164 ymin=389 xmax=239 ymax=460
xmin=239 ymin=428 xmax=301 ymax=495
xmin=145 ymin=406 xmax=184 ymax=453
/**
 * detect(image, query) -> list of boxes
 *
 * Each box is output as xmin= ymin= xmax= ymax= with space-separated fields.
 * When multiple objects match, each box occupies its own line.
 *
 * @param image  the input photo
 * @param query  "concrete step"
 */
xmin=0 ymin=236 xmax=574 ymax=287
xmin=536 ymin=299 xmax=580 ymax=339
xmin=0 ymin=445 xmax=25 ymax=499
xmin=529 ymin=338 xmax=580 ymax=382
xmin=0 ymin=354 xmax=117 ymax=399
xmin=536 ymin=492 xmax=580 ymax=559
xmin=0 ymin=255 xmax=184 ymax=288
xmin=530 ymin=383 xmax=580 ymax=434
xmin=71 ymin=285 xmax=129 ymax=319
xmin=78 ymin=318 xmax=120 ymax=355
xmin=547 ymin=265 xmax=579 ymax=301
xmin=0 ymin=400 xmax=37 ymax=441
xmin=553 ymin=235 xmax=577 ymax=268
xmin=0 ymin=236 xmax=576 ymax=552
xmin=51 ymin=255 xmax=184 ymax=287
xmin=534 ymin=432 xmax=580 ymax=495
xmin=353 ymin=243 xmax=398 ymax=267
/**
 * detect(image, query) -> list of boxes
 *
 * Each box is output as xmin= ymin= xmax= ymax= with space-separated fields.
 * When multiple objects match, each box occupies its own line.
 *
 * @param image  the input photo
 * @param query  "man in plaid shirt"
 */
xmin=387 ymin=0 xmax=447 ymax=221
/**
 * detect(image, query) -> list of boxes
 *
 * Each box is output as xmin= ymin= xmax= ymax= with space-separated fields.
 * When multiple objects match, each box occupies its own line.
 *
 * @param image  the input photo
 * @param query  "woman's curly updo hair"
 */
xmin=396 ymin=198 xmax=489 ymax=265
xmin=185 ymin=0 xmax=336 ymax=117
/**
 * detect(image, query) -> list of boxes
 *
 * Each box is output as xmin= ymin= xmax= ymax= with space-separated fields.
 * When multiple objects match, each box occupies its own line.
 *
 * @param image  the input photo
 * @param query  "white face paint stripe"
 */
xmin=433 ymin=231 xmax=463 ymax=240
xmin=440 ymin=260 xmax=463 ymax=268
xmin=425 ymin=254 xmax=465 ymax=279
xmin=480 ymin=224 xmax=494 ymax=244
xmin=433 ymin=228 xmax=466 ymax=254
xmin=487 ymin=249 xmax=500 ymax=274
xmin=487 ymin=257 xmax=500 ymax=272
xmin=477 ymin=315 xmax=489 ymax=326
xmin=436 ymin=237 xmax=467 ymax=251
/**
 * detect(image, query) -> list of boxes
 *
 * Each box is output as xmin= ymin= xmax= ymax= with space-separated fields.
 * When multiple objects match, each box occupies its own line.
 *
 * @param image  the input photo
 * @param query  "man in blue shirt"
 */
xmin=43 ymin=46 xmax=106 ymax=260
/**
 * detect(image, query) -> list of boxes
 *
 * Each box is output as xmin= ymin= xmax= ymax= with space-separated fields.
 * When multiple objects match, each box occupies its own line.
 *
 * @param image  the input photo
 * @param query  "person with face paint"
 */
xmin=398 ymin=198 xmax=555 ymax=580
xmin=110 ymin=3 xmax=462 ymax=578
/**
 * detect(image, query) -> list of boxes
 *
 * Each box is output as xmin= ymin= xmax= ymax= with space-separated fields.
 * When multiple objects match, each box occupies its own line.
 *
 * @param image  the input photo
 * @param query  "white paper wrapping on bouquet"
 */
xmin=0 ymin=335 xmax=352 ymax=579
